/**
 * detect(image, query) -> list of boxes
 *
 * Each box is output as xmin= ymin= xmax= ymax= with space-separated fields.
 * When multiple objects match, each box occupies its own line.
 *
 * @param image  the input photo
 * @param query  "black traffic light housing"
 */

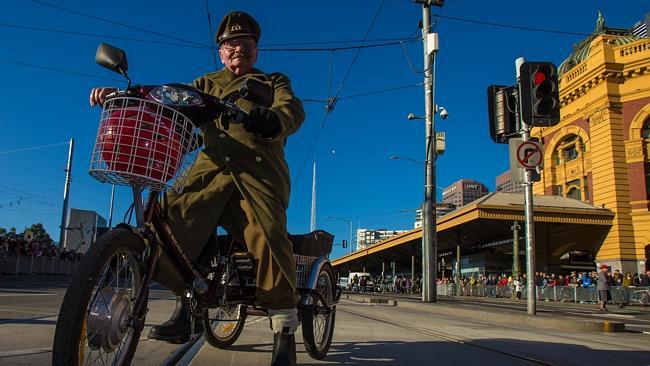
xmin=487 ymin=85 xmax=518 ymax=144
xmin=342 ymin=240 xmax=348 ymax=249
xmin=519 ymin=62 xmax=560 ymax=127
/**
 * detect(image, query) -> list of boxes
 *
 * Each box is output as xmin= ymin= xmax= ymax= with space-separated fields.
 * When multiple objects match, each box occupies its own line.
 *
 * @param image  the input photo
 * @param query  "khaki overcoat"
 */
xmin=156 ymin=68 xmax=304 ymax=307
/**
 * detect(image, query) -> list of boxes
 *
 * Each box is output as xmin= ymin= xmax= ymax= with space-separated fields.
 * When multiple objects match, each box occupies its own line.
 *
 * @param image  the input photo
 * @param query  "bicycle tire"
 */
xmin=52 ymin=228 xmax=146 ymax=366
xmin=203 ymin=304 xmax=247 ymax=348
xmin=302 ymin=263 xmax=336 ymax=360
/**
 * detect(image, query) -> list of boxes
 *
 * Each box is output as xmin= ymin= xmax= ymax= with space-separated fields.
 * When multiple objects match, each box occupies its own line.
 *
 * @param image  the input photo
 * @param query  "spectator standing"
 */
xmin=513 ymin=276 xmax=523 ymax=300
xmin=597 ymin=264 xmax=611 ymax=312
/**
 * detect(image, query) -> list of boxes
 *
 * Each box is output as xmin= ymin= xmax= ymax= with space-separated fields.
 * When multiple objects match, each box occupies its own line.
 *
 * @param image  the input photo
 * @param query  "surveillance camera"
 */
xmin=439 ymin=107 xmax=448 ymax=119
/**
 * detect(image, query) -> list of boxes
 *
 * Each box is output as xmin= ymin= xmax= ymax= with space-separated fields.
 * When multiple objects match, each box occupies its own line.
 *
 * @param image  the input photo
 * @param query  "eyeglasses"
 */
xmin=221 ymin=39 xmax=256 ymax=52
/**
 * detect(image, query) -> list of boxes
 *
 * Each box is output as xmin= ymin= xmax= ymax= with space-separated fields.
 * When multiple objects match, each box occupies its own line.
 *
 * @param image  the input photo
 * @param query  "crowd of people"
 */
xmin=0 ymin=233 xmax=82 ymax=262
xmin=436 ymin=270 xmax=650 ymax=289
xmin=347 ymin=274 xmax=423 ymax=294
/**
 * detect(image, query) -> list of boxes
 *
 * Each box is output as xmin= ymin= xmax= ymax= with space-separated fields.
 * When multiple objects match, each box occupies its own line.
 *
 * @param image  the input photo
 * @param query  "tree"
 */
xmin=28 ymin=223 xmax=53 ymax=244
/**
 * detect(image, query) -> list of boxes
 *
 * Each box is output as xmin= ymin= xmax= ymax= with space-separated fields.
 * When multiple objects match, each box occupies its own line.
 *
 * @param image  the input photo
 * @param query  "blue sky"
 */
xmin=0 ymin=0 xmax=647 ymax=259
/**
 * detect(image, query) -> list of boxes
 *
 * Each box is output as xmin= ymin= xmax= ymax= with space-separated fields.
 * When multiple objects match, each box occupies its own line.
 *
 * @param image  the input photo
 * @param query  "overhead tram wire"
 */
xmin=433 ymin=14 xmax=590 ymax=36
xmin=203 ymin=0 xmax=218 ymax=70
xmin=0 ymin=22 xmax=419 ymax=53
xmin=30 ymin=0 xmax=206 ymax=47
xmin=0 ymin=141 xmax=70 ymax=155
xmin=302 ymin=83 xmax=423 ymax=103
xmin=0 ymin=59 xmax=123 ymax=82
xmin=292 ymin=0 xmax=387 ymax=185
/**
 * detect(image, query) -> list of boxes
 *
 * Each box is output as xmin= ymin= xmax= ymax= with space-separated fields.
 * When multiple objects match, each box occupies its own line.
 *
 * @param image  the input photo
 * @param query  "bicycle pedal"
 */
xmin=231 ymin=252 xmax=256 ymax=273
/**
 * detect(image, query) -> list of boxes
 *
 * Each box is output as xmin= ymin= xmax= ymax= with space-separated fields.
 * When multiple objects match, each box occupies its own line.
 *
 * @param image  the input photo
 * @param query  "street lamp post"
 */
xmin=327 ymin=216 xmax=353 ymax=254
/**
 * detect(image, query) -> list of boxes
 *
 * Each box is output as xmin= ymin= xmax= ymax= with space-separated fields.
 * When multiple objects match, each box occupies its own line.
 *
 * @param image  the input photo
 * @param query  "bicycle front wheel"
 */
xmin=52 ymin=228 xmax=146 ymax=366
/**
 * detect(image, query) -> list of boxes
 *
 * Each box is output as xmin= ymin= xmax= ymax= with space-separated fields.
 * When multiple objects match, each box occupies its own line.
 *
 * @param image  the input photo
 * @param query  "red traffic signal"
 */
xmin=519 ymin=61 xmax=560 ymax=127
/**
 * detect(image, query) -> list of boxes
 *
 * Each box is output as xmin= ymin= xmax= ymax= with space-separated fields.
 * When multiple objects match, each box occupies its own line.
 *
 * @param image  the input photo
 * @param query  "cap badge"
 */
xmin=231 ymin=24 xmax=242 ymax=31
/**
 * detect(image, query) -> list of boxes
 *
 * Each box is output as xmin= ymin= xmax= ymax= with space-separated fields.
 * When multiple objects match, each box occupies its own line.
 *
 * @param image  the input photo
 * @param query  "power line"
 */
xmin=434 ymin=14 xmax=590 ymax=36
xmin=259 ymin=39 xmax=417 ymax=52
xmin=0 ymin=58 xmax=123 ymax=82
xmin=292 ymin=0 xmax=387 ymax=185
xmin=0 ymin=141 xmax=70 ymax=155
xmin=0 ymin=22 xmax=418 ymax=53
xmin=203 ymin=0 xmax=218 ymax=69
xmin=303 ymin=83 xmax=422 ymax=103
xmin=0 ymin=23 xmax=205 ymax=50
xmin=30 ymin=0 xmax=206 ymax=46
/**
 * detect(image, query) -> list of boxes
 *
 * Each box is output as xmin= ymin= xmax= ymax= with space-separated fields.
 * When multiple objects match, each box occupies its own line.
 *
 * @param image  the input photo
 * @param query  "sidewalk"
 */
xmin=343 ymin=292 xmax=644 ymax=333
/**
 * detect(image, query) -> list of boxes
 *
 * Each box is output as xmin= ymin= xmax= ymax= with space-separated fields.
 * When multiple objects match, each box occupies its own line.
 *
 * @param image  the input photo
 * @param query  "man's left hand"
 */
xmin=244 ymin=106 xmax=281 ymax=138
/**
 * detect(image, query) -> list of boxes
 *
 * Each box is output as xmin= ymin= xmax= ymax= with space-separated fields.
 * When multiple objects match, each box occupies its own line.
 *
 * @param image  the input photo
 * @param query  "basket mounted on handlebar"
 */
xmin=89 ymin=96 xmax=202 ymax=193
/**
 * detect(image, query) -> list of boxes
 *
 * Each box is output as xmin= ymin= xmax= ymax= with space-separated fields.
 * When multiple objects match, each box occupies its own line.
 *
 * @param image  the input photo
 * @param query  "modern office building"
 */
xmin=496 ymin=170 xmax=525 ymax=194
xmin=442 ymin=179 xmax=489 ymax=207
xmin=356 ymin=229 xmax=408 ymax=250
xmin=414 ymin=203 xmax=457 ymax=228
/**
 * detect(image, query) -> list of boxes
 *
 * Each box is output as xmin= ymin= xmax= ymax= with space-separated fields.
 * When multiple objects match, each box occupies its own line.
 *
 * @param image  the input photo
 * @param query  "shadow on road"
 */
xmin=220 ymin=338 xmax=650 ymax=366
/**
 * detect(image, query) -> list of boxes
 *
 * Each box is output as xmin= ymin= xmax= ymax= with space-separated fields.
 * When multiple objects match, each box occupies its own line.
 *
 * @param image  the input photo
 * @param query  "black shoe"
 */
xmin=148 ymin=296 xmax=204 ymax=344
xmin=271 ymin=328 xmax=296 ymax=366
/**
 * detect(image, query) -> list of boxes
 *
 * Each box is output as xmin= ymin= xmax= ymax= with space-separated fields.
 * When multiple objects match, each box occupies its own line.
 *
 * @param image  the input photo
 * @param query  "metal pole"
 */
xmin=108 ymin=184 xmax=116 ymax=228
xmin=310 ymin=161 xmax=317 ymax=232
xmin=421 ymin=3 xmax=437 ymax=302
xmin=512 ymin=221 xmax=521 ymax=277
xmin=59 ymin=138 xmax=74 ymax=248
xmin=348 ymin=220 xmax=353 ymax=254
xmin=516 ymin=56 xmax=537 ymax=315
xmin=456 ymin=244 xmax=461 ymax=283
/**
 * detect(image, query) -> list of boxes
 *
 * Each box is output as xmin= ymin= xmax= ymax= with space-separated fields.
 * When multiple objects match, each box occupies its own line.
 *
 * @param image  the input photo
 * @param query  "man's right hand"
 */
xmin=89 ymin=87 xmax=118 ymax=107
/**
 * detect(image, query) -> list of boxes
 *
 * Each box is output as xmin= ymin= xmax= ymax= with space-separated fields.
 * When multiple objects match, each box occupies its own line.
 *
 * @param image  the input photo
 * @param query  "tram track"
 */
xmin=338 ymin=306 xmax=569 ymax=366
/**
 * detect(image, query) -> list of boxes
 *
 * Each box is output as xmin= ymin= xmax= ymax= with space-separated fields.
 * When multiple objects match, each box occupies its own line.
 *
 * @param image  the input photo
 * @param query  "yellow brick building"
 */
xmin=533 ymin=14 xmax=650 ymax=274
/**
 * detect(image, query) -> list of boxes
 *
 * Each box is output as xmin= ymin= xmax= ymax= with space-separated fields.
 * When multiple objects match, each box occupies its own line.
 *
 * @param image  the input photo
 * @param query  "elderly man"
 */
xmin=90 ymin=11 xmax=304 ymax=366
xmin=597 ymin=264 xmax=611 ymax=312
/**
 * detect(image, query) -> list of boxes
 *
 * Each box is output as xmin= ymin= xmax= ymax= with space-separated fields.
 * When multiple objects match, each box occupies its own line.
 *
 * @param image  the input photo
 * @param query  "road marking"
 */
xmin=0 ymin=347 xmax=51 ymax=358
xmin=0 ymin=292 xmax=60 ymax=297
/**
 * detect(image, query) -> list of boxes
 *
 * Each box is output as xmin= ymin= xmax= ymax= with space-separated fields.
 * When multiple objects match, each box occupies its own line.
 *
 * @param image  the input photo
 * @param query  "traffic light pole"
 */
xmin=516 ymin=57 xmax=537 ymax=315
xmin=421 ymin=3 xmax=437 ymax=303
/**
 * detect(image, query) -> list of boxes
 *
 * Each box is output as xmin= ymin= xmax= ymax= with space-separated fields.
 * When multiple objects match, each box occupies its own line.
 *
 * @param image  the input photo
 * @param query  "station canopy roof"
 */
xmin=332 ymin=192 xmax=613 ymax=270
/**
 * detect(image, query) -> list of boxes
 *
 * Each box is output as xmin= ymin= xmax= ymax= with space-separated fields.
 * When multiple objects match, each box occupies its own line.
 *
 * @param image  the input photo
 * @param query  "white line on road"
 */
xmin=0 ymin=347 xmax=51 ymax=358
xmin=0 ymin=293 xmax=60 ymax=297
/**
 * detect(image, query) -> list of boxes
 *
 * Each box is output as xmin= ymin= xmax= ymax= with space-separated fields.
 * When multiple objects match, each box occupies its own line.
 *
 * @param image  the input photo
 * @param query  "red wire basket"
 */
xmin=89 ymin=97 xmax=201 ymax=193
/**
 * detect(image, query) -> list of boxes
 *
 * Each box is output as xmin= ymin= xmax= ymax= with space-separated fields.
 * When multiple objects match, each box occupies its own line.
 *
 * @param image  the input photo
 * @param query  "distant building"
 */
xmin=356 ymin=229 xmax=407 ymax=250
xmin=414 ymin=203 xmax=457 ymax=228
xmin=65 ymin=208 xmax=107 ymax=253
xmin=496 ymin=170 xmax=525 ymax=194
xmin=442 ymin=179 xmax=489 ymax=207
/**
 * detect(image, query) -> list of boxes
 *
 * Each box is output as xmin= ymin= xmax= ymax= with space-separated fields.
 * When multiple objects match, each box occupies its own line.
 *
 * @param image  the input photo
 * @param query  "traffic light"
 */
xmin=519 ymin=62 xmax=560 ymax=127
xmin=342 ymin=240 xmax=347 ymax=249
xmin=487 ymin=85 xmax=518 ymax=144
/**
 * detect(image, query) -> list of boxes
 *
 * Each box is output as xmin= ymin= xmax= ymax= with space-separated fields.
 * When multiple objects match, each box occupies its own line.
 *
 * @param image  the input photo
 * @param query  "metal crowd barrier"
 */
xmin=436 ymin=284 xmax=650 ymax=305
xmin=0 ymin=255 xmax=80 ymax=275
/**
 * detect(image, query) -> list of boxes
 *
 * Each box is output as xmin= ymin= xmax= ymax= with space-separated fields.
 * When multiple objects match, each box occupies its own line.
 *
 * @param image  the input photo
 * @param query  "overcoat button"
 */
xmin=224 ymin=156 xmax=231 ymax=162
xmin=255 ymin=156 xmax=262 ymax=162
xmin=219 ymin=133 xmax=226 ymax=138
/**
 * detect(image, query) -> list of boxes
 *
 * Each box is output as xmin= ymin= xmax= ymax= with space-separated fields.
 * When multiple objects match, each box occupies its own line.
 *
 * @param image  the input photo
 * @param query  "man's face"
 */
xmin=219 ymin=36 xmax=258 ymax=76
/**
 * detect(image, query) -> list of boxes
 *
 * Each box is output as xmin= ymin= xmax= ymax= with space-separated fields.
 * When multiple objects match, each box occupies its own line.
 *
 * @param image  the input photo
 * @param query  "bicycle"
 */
xmin=52 ymin=43 xmax=340 ymax=366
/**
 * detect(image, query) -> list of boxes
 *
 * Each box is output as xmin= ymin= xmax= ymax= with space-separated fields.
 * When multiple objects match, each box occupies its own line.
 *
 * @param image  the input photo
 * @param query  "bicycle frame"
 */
xmin=128 ymin=185 xmax=229 ymax=321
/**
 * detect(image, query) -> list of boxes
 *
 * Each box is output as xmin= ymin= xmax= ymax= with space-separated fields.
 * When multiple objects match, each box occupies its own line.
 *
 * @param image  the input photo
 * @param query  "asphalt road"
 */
xmin=1 ymin=276 xmax=649 ymax=366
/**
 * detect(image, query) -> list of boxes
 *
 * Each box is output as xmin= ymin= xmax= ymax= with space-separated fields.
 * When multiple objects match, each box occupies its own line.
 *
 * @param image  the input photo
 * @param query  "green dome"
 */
xmin=558 ymin=12 xmax=639 ymax=76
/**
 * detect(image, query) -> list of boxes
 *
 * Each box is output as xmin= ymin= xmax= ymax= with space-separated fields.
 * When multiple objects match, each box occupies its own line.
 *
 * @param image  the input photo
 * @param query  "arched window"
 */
xmin=642 ymin=118 xmax=650 ymax=139
xmin=567 ymin=187 xmax=582 ymax=200
xmin=554 ymin=134 xmax=584 ymax=164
